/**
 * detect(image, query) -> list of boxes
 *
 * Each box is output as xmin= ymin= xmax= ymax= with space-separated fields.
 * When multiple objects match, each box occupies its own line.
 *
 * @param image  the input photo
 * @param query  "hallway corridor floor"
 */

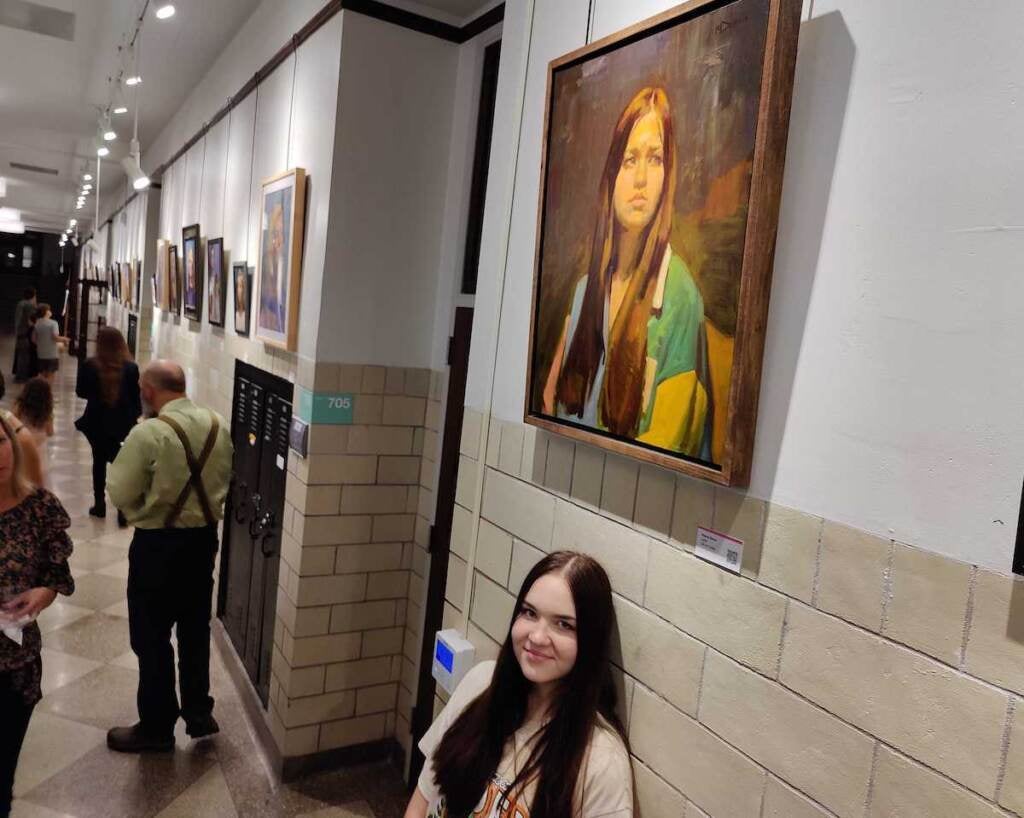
xmin=3 ymin=340 xmax=408 ymax=818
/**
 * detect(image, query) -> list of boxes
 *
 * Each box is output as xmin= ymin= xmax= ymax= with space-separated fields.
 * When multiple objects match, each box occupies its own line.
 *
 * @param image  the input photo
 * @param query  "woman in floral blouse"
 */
xmin=0 ymin=411 xmax=73 ymax=818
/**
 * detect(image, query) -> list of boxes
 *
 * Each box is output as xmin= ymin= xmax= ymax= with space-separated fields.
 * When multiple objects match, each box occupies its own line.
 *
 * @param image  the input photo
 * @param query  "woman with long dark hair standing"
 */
xmin=406 ymin=552 xmax=633 ymax=818
xmin=74 ymin=327 xmax=141 ymax=525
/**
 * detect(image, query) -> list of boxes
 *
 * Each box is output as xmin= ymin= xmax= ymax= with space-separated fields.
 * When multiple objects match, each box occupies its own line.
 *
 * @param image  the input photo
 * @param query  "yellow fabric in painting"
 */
xmin=705 ymin=320 xmax=734 ymax=465
xmin=636 ymin=370 xmax=708 ymax=455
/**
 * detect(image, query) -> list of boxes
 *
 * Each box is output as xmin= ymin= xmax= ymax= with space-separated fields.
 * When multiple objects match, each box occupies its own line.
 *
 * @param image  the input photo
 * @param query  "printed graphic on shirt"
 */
xmin=428 ymin=773 xmax=531 ymax=818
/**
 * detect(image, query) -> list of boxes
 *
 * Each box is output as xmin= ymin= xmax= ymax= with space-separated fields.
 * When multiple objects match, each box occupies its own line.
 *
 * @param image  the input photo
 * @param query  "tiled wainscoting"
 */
xmin=448 ymin=410 xmax=1024 ymax=818
xmin=272 ymin=361 xmax=444 ymax=764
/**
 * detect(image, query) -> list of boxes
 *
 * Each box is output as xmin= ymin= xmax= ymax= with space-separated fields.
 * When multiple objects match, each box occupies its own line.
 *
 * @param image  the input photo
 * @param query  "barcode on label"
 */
xmin=695 ymin=526 xmax=744 ymax=575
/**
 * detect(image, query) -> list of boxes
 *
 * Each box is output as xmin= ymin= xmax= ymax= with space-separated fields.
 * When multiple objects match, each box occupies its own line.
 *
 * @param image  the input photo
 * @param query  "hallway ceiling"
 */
xmin=0 ymin=0 xmax=497 ymax=239
xmin=0 ymin=0 xmax=261 ymax=237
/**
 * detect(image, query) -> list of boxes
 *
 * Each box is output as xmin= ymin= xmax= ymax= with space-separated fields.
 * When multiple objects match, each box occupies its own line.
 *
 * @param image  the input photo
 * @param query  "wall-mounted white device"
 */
xmin=431 ymin=628 xmax=475 ymax=695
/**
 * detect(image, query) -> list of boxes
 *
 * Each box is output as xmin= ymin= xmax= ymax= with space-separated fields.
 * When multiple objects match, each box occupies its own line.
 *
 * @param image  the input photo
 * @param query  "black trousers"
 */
xmin=0 ymin=672 xmax=36 ymax=817
xmin=127 ymin=525 xmax=218 ymax=738
xmin=89 ymin=439 xmax=119 ymax=508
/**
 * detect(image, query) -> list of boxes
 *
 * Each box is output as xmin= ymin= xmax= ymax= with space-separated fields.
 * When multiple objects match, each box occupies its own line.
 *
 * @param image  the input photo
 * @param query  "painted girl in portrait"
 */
xmin=542 ymin=87 xmax=712 ymax=460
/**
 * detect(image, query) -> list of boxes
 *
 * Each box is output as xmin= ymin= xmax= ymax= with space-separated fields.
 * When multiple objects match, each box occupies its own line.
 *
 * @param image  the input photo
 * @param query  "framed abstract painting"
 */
xmin=524 ymin=0 xmax=801 ymax=487
xmin=255 ymin=168 xmax=306 ymax=350
xmin=182 ymin=223 xmax=203 ymax=322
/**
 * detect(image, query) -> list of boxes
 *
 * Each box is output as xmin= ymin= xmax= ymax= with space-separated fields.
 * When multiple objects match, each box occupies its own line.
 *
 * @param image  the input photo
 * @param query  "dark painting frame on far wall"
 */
xmin=207 ymin=237 xmax=226 ymax=327
xmin=524 ymin=0 xmax=802 ymax=487
xmin=255 ymin=168 xmax=306 ymax=351
xmin=232 ymin=261 xmax=251 ymax=336
xmin=181 ymin=223 xmax=203 ymax=322
xmin=168 ymin=244 xmax=181 ymax=316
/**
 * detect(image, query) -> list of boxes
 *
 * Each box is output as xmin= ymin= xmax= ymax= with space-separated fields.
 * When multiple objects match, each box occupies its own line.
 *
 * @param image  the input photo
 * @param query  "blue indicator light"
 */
xmin=435 ymin=640 xmax=454 ymax=672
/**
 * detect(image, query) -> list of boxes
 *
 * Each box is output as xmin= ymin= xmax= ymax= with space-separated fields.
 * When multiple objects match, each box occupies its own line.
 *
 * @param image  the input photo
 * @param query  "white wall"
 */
xmin=316 ymin=11 xmax=459 ymax=368
xmin=466 ymin=0 xmax=1024 ymax=571
xmin=150 ymin=8 xmax=344 ymax=409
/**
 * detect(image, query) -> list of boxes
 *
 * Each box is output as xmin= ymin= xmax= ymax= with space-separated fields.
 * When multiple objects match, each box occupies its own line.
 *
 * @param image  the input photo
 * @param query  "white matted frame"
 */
xmin=254 ymin=168 xmax=306 ymax=351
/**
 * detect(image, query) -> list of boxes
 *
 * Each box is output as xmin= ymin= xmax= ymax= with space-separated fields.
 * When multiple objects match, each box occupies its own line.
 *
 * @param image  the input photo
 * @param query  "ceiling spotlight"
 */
xmin=83 ymin=183 xmax=93 ymax=191
xmin=76 ymin=203 xmax=84 ymax=210
xmin=125 ymin=75 xmax=142 ymax=87
xmin=113 ymin=105 xmax=128 ymax=115
xmin=83 ymin=173 xmax=93 ymax=181
xmin=122 ymin=138 xmax=150 ymax=190
xmin=100 ymin=114 xmax=117 ymax=141
xmin=155 ymin=4 xmax=175 ymax=19
xmin=96 ymin=141 xmax=110 ymax=157
xmin=69 ymin=219 xmax=77 ymax=226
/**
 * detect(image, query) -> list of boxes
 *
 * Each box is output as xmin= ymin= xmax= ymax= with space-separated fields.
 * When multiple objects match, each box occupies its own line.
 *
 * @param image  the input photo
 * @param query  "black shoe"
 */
xmin=106 ymin=723 xmax=174 ymax=753
xmin=185 ymin=714 xmax=220 ymax=739
xmin=88 ymin=505 xmax=106 ymax=518
xmin=117 ymin=510 xmax=128 ymax=528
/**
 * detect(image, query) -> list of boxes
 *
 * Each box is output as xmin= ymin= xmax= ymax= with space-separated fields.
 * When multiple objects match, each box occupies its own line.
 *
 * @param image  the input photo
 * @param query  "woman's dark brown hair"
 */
xmin=556 ymin=87 xmax=677 ymax=436
xmin=431 ymin=551 xmax=627 ymax=818
xmin=92 ymin=327 xmax=131 ymax=406
xmin=14 ymin=377 xmax=53 ymax=429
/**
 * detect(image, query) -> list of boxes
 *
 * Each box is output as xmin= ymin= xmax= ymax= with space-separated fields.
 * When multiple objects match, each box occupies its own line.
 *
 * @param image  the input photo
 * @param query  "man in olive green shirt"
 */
xmin=106 ymin=360 xmax=233 ymax=753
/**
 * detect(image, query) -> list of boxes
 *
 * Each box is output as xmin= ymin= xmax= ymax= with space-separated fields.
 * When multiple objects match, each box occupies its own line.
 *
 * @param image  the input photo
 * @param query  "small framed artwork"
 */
xmin=133 ymin=258 xmax=142 ymax=312
xmin=207 ymin=238 xmax=226 ymax=327
xmin=154 ymin=240 xmax=167 ymax=309
xmin=181 ymin=223 xmax=203 ymax=321
xmin=232 ymin=262 xmax=251 ymax=336
xmin=109 ymin=264 xmax=117 ymax=301
xmin=127 ymin=313 xmax=138 ymax=357
xmin=255 ymin=168 xmax=306 ymax=350
xmin=121 ymin=262 xmax=130 ymax=306
xmin=168 ymin=244 xmax=181 ymax=316
xmin=524 ymin=0 xmax=802 ymax=487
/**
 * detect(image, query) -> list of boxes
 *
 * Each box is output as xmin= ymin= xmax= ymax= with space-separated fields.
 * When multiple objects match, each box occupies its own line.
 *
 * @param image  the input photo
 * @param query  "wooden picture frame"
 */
xmin=132 ymin=258 xmax=142 ymax=312
xmin=254 ymin=168 xmax=306 ymax=350
xmin=207 ymin=238 xmax=227 ymax=327
xmin=523 ymin=0 xmax=801 ymax=487
xmin=168 ymin=244 xmax=181 ymax=316
xmin=181 ymin=223 xmax=203 ymax=321
xmin=232 ymin=261 xmax=252 ymax=336
xmin=155 ymin=239 xmax=168 ymax=310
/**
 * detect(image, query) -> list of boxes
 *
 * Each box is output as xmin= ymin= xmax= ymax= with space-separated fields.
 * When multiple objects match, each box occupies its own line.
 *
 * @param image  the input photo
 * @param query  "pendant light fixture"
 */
xmin=121 ymin=21 xmax=149 ymax=190
xmin=155 ymin=4 xmax=175 ymax=19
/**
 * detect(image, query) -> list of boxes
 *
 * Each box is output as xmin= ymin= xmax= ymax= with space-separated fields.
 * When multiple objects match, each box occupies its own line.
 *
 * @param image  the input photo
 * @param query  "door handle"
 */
xmin=258 ymin=510 xmax=278 ymax=557
xmin=247 ymin=493 xmax=264 ymax=540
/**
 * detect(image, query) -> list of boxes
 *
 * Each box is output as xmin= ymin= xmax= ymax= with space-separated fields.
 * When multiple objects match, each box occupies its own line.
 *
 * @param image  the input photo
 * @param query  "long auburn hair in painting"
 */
xmin=556 ymin=87 xmax=678 ymax=438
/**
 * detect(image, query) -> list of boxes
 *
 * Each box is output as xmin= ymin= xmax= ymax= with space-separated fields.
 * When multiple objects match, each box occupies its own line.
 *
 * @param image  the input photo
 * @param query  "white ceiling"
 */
xmin=0 ymin=0 xmax=497 ymax=238
xmin=0 ymin=0 xmax=262 ymax=236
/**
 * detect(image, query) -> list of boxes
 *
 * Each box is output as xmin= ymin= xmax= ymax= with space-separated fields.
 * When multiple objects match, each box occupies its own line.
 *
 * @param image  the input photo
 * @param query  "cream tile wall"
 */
xmin=266 ymin=360 xmax=436 ymax=758
xmin=448 ymin=409 xmax=1024 ymax=818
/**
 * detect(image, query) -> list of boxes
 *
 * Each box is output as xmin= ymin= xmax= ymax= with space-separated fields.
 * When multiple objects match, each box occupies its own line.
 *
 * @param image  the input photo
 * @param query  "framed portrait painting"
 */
xmin=255 ymin=168 xmax=306 ymax=350
xmin=182 ymin=223 xmax=203 ymax=321
xmin=232 ymin=262 xmax=251 ymax=336
xmin=524 ymin=0 xmax=801 ymax=487
xmin=168 ymin=244 xmax=181 ymax=316
xmin=207 ymin=238 xmax=226 ymax=327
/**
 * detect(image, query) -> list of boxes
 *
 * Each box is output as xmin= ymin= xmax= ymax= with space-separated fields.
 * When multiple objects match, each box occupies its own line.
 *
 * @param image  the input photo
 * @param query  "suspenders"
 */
xmin=157 ymin=412 xmax=220 ymax=528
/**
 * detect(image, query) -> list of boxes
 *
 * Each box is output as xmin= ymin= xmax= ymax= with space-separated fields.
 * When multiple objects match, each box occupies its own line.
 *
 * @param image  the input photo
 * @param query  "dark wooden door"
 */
xmin=410 ymin=306 xmax=474 ymax=782
xmin=218 ymin=361 xmax=292 ymax=706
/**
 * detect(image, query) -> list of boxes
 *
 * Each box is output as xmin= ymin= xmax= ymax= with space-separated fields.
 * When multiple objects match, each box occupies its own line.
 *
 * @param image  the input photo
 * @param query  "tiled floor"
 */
xmin=4 ymin=339 xmax=408 ymax=818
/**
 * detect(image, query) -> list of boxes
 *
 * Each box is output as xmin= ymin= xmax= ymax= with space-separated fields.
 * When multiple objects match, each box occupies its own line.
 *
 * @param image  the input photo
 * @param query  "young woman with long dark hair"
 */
xmin=74 ymin=327 xmax=141 ymax=524
xmin=406 ymin=551 xmax=633 ymax=818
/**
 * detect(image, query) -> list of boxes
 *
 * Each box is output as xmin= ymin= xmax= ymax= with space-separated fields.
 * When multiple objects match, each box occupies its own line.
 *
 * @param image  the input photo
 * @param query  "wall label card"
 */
xmin=296 ymin=388 xmax=355 ymax=425
xmin=695 ymin=526 xmax=743 ymax=574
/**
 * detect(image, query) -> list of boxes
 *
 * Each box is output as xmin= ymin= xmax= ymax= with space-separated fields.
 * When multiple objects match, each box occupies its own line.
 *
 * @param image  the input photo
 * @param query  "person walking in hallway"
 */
xmin=13 ymin=378 xmax=54 ymax=490
xmin=30 ymin=304 xmax=67 ymax=384
xmin=11 ymin=289 xmax=37 ymax=384
xmin=105 ymin=361 xmax=233 ymax=753
xmin=74 ymin=327 xmax=140 ymax=527
xmin=0 ymin=412 xmax=74 ymax=818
